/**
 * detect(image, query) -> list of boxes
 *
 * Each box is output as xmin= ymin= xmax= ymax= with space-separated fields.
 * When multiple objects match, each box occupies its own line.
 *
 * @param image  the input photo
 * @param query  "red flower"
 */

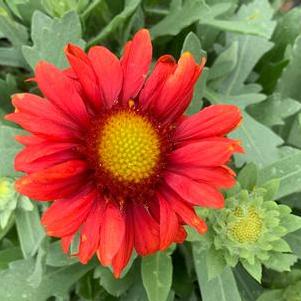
xmin=6 ymin=29 xmax=243 ymax=277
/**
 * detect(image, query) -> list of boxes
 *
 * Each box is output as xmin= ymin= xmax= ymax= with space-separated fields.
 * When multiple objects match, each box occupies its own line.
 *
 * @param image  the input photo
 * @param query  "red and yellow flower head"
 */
xmin=6 ymin=29 xmax=243 ymax=277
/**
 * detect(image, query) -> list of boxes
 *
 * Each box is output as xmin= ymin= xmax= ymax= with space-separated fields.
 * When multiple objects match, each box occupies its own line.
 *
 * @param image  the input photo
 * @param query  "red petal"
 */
xmin=163 ymin=189 xmax=207 ymax=235
xmin=41 ymin=188 xmax=96 ymax=237
xmin=164 ymin=172 xmax=224 ymax=208
xmin=168 ymin=165 xmax=236 ymax=189
xmin=157 ymin=193 xmax=179 ymax=250
xmin=35 ymin=61 xmax=90 ymax=127
xmin=15 ymin=135 xmax=44 ymax=146
xmin=139 ymin=55 xmax=176 ymax=110
xmin=174 ymin=226 xmax=187 ymax=244
xmin=112 ymin=213 xmax=134 ymax=278
xmin=98 ymin=202 xmax=125 ymax=266
xmin=6 ymin=94 xmax=82 ymax=141
xmin=88 ymin=46 xmax=123 ymax=108
xmin=78 ymin=199 xmax=105 ymax=264
xmin=65 ymin=44 xmax=102 ymax=112
xmin=170 ymin=137 xmax=243 ymax=167
xmin=15 ymin=160 xmax=88 ymax=201
xmin=175 ymin=104 xmax=242 ymax=142
xmin=120 ymin=29 xmax=152 ymax=102
xmin=15 ymin=141 xmax=78 ymax=173
xmin=11 ymin=93 xmax=79 ymax=130
xmin=152 ymin=53 xmax=205 ymax=123
xmin=131 ymin=203 xmax=159 ymax=256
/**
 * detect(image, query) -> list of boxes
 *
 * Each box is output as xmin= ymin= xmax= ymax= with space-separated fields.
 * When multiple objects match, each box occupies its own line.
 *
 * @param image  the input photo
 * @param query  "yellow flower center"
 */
xmin=98 ymin=111 xmax=161 ymax=184
xmin=230 ymin=207 xmax=263 ymax=243
xmin=0 ymin=179 xmax=11 ymax=197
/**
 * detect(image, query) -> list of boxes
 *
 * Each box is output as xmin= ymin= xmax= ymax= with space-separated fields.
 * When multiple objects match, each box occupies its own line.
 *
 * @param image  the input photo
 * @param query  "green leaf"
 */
xmin=0 ymin=124 xmax=24 ymax=177
xmin=200 ymin=0 xmax=276 ymax=39
xmin=86 ymin=0 xmax=141 ymax=47
xmin=277 ymin=35 xmax=301 ymax=102
xmin=241 ymin=260 xmax=262 ymax=283
xmin=46 ymin=241 xmax=78 ymax=267
xmin=0 ymin=258 xmax=96 ymax=300
xmin=94 ymin=262 xmax=138 ymax=297
xmin=218 ymin=37 xmax=273 ymax=96
xmin=206 ymin=247 xmax=227 ymax=280
xmin=192 ymin=244 xmax=242 ymax=301
xmin=15 ymin=205 xmax=45 ymax=259
xmin=0 ymin=74 xmax=18 ymax=122
xmin=120 ymin=279 xmax=148 ymax=301
xmin=0 ymin=6 xmax=29 ymax=68
xmin=264 ymin=253 xmax=298 ymax=272
xmin=205 ymin=25 xmax=283 ymax=168
xmin=22 ymin=10 xmax=85 ymax=69
xmin=261 ymin=179 xmax=280 ymax=201
xmin=286 ymin=229 xmax=301 ymax=259
xmin=141 ymin=251 xmax=173 ymax=301
xmin=258 ymin=152 xmax=301 ymax=198
xmin=233 ymin=264 xmax=264 ymax=301
xmin=7 ymin=0 xmax=45 ymax=24
xmin=0 ymin=246 xmax=23 ymax=270
xmin=238 ymin=163 xmax=258 ymax=190
xmin=248 ymin=93 xmax=301 ymax=127
xmin=286 ymin=113 xmax=301 ymax=148
xmin=150 ymin=1 xmax=232 ymax=39
xmin=256 ymin=290 xmax=283 ymax=301
xmin=230 ymin=112 xmax=283 ymax=167
xmin=27 ymin=238 xmax=49 ymax=288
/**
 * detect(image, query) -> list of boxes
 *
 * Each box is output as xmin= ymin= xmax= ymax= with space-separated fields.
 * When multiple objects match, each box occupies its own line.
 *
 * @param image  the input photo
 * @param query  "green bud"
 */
xmin=204 ymin=180 xmax=301 ymax=281
xmin=0 ymin=177 xmax=33 ymax=229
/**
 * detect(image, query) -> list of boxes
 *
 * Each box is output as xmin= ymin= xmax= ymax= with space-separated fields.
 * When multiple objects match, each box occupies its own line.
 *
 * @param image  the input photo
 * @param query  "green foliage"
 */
xmin=22 ymin=10 xmax=85 ymax=69
xmin=141 ymin=252 xmax=173 ymax=301
xmin=0 ymin=0 xmax=301 ymax=300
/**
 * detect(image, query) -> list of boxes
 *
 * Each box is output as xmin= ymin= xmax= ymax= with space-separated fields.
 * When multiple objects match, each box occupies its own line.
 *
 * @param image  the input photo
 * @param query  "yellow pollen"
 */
xmin=230 ymin=207 xmax=263 ymax=243
xmin=98 ymin=111 xmax=161 ymax=184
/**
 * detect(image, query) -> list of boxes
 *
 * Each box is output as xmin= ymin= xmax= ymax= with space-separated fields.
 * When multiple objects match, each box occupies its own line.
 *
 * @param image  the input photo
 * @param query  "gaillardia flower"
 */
xmin=6 ymin=29 xmax=242 ymax=277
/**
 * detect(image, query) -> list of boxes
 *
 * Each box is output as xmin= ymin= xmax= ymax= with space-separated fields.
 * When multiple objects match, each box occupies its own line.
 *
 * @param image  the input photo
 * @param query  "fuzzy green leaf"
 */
xmin=22 ymin=11 xmax=85 ymax=69
xmin=206 ymin=247 xmax=227 ymax=280
xmin=150 ymin=1 xmax=232 ymax=39
xmin=249 ymin=93 xmax=301 ymax=127
xmin=193 ymin=244 xmax=242 ymax=301
xmin=0 ymin=258 xmax=96 ymax=300
xmin=46 ymin=241 xmax=78 ymax=267
xmin=141 ymin=252 xmax=173 ymax=301
xmin=15 ymin=205 xmax=45 ymax=259
xmin=257 ymin=290 xmax=284 ymax=301
xmin=0 ymin=246 xmax=22 ymax=270
xmin=241 ymin=260 xmax=262 ymax=282
xmin=258 ymin=152 xmax=301 ymax=198
xmin=0 ymin=75 xmax=18 ymax=123
xmin=264 ymin=253 xmax=298 ymax=272
xmin=238 ymin=163 xmax=258 ymax=190
xmin=94 ymin=263 xmax=137 ymax=297
xmin=286 ymin=229 xmax=301 ymax=259
xmin=233 ymin=265 xmax=264 ymax=301
xmin=277 ymin=35 xmax=301 ymax=102
xmin=200 ymin=0 xmax=276 ymax=39
xmin=86 ymin=0 xmax=141 ymax=47
xmin=0 ymin=125 xmax=24 ymax=177
xmin=230 ymin=112 xmax=283 ymax=167
xmin=0 ymin=7 xmax=28 ymax=68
